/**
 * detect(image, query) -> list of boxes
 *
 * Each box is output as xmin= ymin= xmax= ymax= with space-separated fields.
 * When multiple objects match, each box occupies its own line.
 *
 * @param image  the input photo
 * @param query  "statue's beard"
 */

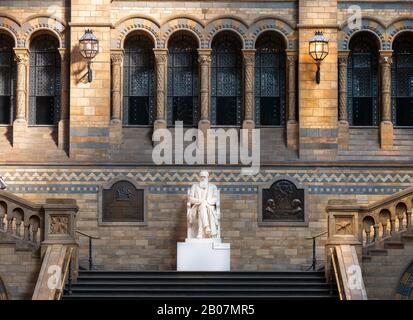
xmin=200 ymin=180 xmax=208 ymax=189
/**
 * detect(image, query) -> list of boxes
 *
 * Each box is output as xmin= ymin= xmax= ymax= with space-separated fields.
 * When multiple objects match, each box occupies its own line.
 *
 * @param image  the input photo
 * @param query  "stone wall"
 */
xmin=0 ymin=0 xmax=413 ymax=275
xmin=0 ymin=240 xmax=41 ymax=300
xmin=0 ymin=1 xmax=411 ymax=163
xmin=0 ymin=165 xmax=409 ymax=272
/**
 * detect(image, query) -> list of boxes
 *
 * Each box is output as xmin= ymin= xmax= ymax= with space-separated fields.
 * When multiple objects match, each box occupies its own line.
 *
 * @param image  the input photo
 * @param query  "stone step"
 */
xmin=383 ymin=241 xmax=405 ymax=249
xmin=368 ymin=249 xmax=388 ymax=256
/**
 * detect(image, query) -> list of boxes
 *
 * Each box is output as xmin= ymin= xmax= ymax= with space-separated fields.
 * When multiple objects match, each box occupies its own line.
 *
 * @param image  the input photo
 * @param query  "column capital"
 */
xmin=110 ymin=49 xmax=124 ymax=65
xmin=338 ymin=50 xmax=350 ymax=64
xmin=286 ymin=49 xmax=298 ymax=57
xmin=58 ymin=48 xmax=70 ymax=63
xmin=13 ymin=48 xmax=29 ymax=65
xmin=153 ymin=48 xmax=168 ymax=61
xmin=379 ymin=50 xmax=394 ymax=65
xmin=242 ymin=49 xmax=256 ymax=65
xmin=197 ymin=48 xmax=212 ymax=55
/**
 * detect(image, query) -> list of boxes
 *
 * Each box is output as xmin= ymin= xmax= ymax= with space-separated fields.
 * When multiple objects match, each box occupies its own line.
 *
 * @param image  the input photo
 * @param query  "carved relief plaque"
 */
xmin=102 ymin=181 xmax=144 ymax=222
xmin=50 ymin=216 xmax=69 ymax=234
xmin=335 ymin=216 xmax=354 ymax=235
xmin=262 ymin=180 xmax=304 ymax=222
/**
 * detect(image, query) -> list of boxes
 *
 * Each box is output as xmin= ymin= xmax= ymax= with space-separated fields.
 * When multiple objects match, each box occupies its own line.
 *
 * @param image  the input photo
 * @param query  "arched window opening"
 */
xmin=348 ymin=33 xmax=379 ymax=126
xmin=255 ymin=32 xmax=286 ymax=126
xmin=29 ymin=34 xmax=60 ymax=125
xmin=123 ymin=34 xmax=155 ymax=125
xmin=0 ymin=33 xmax=15 ymax=125
xmin=392 ymin=33 xmax=413 ymax=126
xmin=211 ymin=31 xmax=242 ymax=126
xmin=167 ymin=33 xmax=198 ymax=126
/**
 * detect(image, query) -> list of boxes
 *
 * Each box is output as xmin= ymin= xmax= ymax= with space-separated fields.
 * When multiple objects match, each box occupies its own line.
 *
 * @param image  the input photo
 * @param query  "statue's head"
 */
xmin=199 ymin=171 xmax=209 ymax=188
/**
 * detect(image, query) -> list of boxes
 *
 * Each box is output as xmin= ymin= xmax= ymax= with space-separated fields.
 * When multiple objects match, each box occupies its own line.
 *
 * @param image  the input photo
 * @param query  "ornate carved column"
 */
xmin=13 ymin=48 xmax=29 ymax=147
xmin=338 ymin=51 xmax=350 ymax=150
xmin=14 ymin=48 xmax=29 ymax=123
xmin=110 ymin=49 xmax=124 ymax=123
xmin=109 ymin=49 xmax=124 ymax=147
xmin=242 ymin=49 xmax=256 ymax=129
xmin=153 ymin=49 xmax=168 ymax=130
xmin=58 ymin=48 xmax=70 ymax=150
xmin=379 ymin=50 xmax=394 ymax=150
xmin=286 ymin=50 xmax=298 ymax=149
xmin=197 ymin=49 xmax=212 ymax=130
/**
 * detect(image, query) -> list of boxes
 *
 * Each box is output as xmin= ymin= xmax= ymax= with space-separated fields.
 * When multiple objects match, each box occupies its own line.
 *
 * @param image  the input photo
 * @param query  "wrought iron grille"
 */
xmin=29 ymin=34 xmax=60 ymax=125
xmin=392 ymin=34 xmax=413 ymax=126
xmin=0 ymin=34 xmax=15 ymax=124
xmin=255 ymin=33 xmax=286 ymax=126
xmin=211 ymin=32 xmax=242 ymax=126
xmin=347 ymin=34 xmax=379 ymax=126
xmin=167 ymin=33 xmax=198 ymax=127
xmin=123 ymin=34 xmax=155 ymax=125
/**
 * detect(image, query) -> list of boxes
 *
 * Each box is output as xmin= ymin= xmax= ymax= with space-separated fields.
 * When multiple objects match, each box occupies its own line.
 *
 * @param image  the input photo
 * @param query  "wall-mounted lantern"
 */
xmin=79 ymin=29 xmax=99 ymax=82
xmin=309 ymin=31 xmax=329 ymax=84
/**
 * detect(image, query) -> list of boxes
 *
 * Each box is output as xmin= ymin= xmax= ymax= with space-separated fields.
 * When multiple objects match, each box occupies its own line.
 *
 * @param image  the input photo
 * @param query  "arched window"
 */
xmin=211 ymin=31 xmax=242 ymax=126
xmin=347 ymin=33 xmax=379 ymax=126
xmin=123 ymin=34 xmax=155 ymax=125
xmin=392 ymin=33 xmax=413 ymax=126
xmin=255 ymin=32 xmax=286 ymax=126
xmin=167 ymin=33 xmax=198 ymax=126
xmin=0 ymin=33 xmax=15 ymax=124
xmin=29 ymin=34 xmax=60 ymax=125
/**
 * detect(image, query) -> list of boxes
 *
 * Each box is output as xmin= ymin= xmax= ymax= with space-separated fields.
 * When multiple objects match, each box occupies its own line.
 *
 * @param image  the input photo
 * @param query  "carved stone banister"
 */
xmin=0 ymin=190 xmax=78 ymax=249
xmin=326 ymin=186 xmax=413 ymax=248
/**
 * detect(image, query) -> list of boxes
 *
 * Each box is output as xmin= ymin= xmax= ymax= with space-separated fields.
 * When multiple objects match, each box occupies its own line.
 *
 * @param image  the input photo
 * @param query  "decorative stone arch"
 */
xmin=98 ymin=176 xmax=148 ymax=226
xmin=339 ymin=17 xmax=386 ymax=50
xmin=258 ymin=175 xmax=308 ymax=227
xmin=0 ymin=14 xmax=20 ymax=46
xmin=21 ymin=15 xmax=66 ymax=48
xmin=249 ymin=17 xmax=296 ymax=50
xmin=388 ymin=18 xmax=413 ymax=49
xmin=205 ymin=16 xmax=249 ymax=49
xmin=160 ymin=16 xmax=204 ymax=49
xmin=113 ymin=16 xmax=160 ymax=49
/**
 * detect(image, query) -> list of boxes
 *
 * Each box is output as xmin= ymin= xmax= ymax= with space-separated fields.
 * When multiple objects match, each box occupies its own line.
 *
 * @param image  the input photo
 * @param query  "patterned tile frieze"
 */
xmin=0 ymin=167 xmax=413 ymax=185
xmin=3 ymin=183 xmax=409 ymax=195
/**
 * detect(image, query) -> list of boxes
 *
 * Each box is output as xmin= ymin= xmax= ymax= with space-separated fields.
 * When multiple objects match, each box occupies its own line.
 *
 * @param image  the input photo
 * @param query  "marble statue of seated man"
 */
xmin=187 ymin=171 xmax=219 ymax=239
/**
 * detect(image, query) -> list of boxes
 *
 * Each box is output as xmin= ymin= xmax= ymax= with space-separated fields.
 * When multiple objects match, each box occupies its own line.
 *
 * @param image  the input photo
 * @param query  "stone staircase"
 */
xmin=63 ymin=270 xmax=338 ymax=300
xmin=362 ymin=228 xmax=413 ymax=299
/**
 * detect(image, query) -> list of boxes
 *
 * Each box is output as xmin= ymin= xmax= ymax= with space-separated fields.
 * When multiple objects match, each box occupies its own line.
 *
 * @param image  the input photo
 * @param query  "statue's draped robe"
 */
xmin=188 ymin=183 xmax=218 ymax=238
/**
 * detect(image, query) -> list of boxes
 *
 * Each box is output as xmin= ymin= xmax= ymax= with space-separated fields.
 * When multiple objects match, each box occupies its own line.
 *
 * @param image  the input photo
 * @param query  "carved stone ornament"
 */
xmin=262 ymin=180 xmax=305 ymax=222
xmin=50 ymin=216 xmax=69 ymax=235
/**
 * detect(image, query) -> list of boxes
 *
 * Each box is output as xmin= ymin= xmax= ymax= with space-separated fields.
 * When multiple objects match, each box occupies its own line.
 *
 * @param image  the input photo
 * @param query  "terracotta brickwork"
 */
xmin=0 ymin=1 xmax=413 ymax=300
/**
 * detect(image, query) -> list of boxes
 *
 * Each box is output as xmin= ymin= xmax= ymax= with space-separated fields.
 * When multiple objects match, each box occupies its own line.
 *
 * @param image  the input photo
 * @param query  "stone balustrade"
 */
xmin=0 ymin=190 xmax=78 ymax=248
xmin=326 ymin=187 xmax=413 ymax=248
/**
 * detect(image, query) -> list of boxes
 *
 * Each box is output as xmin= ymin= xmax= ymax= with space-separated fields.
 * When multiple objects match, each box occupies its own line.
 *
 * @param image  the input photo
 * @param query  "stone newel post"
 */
xmin=110 ymin=50 xmax=124 ymax=123
xmin=153 ymin=49 xmax=168 ymax=130
xmin=58 ymin=48 xmax=70 ymax=150
xmin=338 ymin=51 xmax=350 ymax=149
xmin=198 ymin=49 xmax=212 ymax=130
xmin=13 ymin=48 xmax=29 ymax=146
xmin=379 ymin=50 xmax=394 ymax=150
xmin=286 ymin=50 xmax=298 ymax=149
xmin=242 ymin=49 xmax=256 ymax=129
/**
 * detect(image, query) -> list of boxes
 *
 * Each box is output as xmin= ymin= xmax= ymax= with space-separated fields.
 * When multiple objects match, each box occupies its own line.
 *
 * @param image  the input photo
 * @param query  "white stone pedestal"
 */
xmin=177 ymin=239 xmax=230 ymax=271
